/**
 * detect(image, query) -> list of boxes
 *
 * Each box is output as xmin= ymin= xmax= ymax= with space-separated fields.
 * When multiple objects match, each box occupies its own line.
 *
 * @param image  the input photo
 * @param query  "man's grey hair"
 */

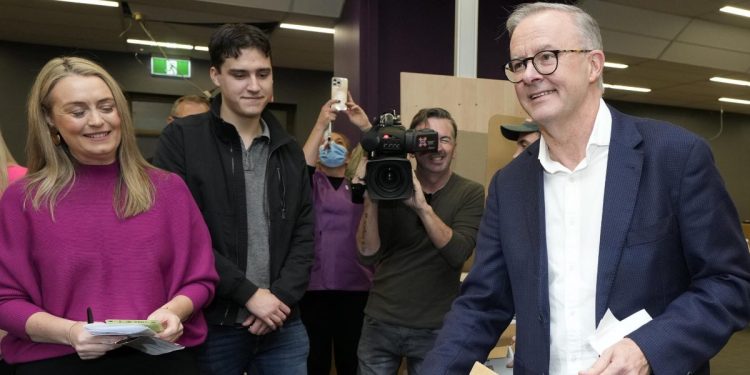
xmin=506 ymin=3 xmax=604 ymax=89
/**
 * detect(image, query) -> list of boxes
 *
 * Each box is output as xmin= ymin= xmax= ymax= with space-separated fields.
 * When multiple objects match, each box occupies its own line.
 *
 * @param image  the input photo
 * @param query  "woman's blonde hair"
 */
xmin=25 ymin=56 xmax=154 ymax=218
xmin=323 ymin=131 xmax=351 ymax=150
xmin=0 ymin=129 xmax=18 ymax=194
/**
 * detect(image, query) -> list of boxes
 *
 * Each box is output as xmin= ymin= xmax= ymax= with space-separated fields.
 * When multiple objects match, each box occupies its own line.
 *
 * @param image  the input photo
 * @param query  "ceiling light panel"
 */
xmin=719 ymin=97 xmax=750 ymax=105
xmin=55 ymin=0 xmax=119 ymax=7
xmin=604 ymin=62 xmax=628 ymax=69
xmin=127 ymin=39 xmax=194 ymax=50
xmin=710 ymin=77 xmax=750 ymax=87
xmin=720 ymin=6 xmax=750 ymax=18
xmin=603 ymin=83 xmax=651 ymax=93
xmin=280 ymin=23 xmax=335 ymax=34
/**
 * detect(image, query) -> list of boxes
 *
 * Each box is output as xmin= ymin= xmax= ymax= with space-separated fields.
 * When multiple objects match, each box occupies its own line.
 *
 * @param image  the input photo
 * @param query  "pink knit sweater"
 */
xmin=0 ymin=163 xmax=217 ymax=364
xmin=6 ymin=165 xmax=26 ymax=184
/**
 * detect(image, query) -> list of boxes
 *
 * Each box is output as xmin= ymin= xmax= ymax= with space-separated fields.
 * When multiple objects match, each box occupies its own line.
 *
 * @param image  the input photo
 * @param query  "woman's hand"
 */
xmin=315 ymin=98 xmax=340 ymax=130
xmin=147 ymin=308 xmax=183 ymax=343
xmin=344 ymin=92 xmax=372 ymax=131
xmin=67 ymin=322 xmax=125 ymax=360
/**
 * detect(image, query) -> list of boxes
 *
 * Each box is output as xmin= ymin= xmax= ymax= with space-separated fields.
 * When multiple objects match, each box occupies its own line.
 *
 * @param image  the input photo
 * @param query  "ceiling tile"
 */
xmin=580 ymin=0 xmax=691 ymax=38
xmin=661 ymin=42 xmax=750 ymax=72
xmin=678 ymin=20 xmax=750 ymax=53
xmin=600 ymin=29 xmax=671 ymax=59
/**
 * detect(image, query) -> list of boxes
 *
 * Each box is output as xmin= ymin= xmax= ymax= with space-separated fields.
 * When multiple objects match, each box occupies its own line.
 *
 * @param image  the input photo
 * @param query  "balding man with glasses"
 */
xmin=423 ymin=2 xmax=750 ymax=375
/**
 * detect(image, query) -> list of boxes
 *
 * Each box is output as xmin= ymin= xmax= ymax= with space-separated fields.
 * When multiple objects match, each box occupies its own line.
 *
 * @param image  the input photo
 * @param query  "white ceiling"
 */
xmin=0 ymin=0 xmax=342 ymax=71
xmin=2 ymin=0 xmax=750 ymax=115
xmin=579 ymin=0 xmax=750 ymax=115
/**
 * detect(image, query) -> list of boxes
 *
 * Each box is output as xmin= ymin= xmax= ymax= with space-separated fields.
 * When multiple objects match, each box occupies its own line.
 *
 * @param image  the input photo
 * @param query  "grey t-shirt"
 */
xmin=237 ymin=121 xmax=271 ymax=322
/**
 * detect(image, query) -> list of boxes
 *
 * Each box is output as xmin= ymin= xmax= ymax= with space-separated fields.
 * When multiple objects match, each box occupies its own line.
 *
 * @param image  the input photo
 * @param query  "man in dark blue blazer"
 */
xmin=422 ymin=3 xmax=750 ymax=375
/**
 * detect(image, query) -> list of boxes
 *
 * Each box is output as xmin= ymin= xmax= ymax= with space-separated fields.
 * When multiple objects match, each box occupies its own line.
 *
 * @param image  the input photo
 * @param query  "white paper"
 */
xmin=123 ymin=336 xmax=185 ymax=355
xmin=84 ymin=323 xmax=184 ymax=355
xmin=85 ymin=322 xmax=154 ymax=337
xmin=589 ymin=309 xmax=652 ymax=355
xmin=484 ymin=357 xmax=513 ymax=375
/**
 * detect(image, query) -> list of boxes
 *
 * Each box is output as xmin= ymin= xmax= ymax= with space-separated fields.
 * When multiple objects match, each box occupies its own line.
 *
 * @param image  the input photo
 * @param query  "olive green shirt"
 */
xmin=360 ymin=173 xmax=485 ymax=329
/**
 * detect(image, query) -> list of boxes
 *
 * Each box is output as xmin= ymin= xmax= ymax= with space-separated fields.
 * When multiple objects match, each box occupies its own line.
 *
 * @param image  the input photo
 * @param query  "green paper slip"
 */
xmin=105 ymin=319 xmax=164 ymax=333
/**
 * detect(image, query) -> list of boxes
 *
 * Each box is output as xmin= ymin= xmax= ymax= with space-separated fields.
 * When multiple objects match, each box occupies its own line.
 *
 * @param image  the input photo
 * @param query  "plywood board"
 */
xmin=401 ymin=72 xmax=527 ymax=187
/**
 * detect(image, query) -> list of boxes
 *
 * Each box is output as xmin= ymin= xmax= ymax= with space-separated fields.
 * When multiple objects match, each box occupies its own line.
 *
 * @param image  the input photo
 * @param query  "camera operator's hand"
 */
xmin=404 ymin=170 xmax=453 ymax=249
xmin=403 ymin=170 xmax=429 ymax=213
xmin=344 ymin=92 xmax=372 ymax=132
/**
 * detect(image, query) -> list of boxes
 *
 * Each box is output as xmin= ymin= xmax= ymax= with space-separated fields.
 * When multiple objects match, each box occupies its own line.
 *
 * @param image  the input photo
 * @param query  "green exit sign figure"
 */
xmin=151 ymin=57 xmax=191 ymax=78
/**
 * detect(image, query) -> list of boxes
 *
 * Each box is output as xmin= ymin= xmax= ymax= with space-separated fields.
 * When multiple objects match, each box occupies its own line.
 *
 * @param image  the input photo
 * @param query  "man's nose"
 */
xmin=247 ymin=76 xmax=260 ymax=91
xmin=520 ymin=60 xmax=543 ymax=83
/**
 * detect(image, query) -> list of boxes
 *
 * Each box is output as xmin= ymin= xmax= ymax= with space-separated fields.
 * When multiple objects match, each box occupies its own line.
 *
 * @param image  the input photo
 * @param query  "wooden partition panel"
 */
xmin=400 ymin=72 xmax=527 ymax=187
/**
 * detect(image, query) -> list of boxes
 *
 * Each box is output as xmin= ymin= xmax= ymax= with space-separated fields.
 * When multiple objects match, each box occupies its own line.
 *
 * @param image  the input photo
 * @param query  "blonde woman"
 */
xmin=0 ymin=57 xmax=217 ymax=374
xmin=0 ymin=129 xmax=26 ymax=195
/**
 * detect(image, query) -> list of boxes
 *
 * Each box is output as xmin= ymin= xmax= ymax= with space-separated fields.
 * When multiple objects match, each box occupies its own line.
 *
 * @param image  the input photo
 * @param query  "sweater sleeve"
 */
xmin=0 ymin=185 xmax=45 ymax=339
xmin=437 ymin=180 xmax=485 ymax=268
xmin=158 ymin=173 xmax=218 ymax=312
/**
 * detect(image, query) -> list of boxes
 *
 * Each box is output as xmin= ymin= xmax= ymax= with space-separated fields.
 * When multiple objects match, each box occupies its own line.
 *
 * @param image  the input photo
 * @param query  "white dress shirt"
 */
xmin=539 ymin=99 xmax=612 ymax=374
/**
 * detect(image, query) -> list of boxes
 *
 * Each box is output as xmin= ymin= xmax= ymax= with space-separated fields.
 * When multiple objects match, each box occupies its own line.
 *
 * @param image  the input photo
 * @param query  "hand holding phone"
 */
xmin=331 ymin=77 xmax=348 ymax=111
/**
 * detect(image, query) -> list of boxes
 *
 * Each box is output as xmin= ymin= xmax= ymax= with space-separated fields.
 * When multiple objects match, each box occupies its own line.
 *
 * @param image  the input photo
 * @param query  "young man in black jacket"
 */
xmin=153 ymin=23 xmax=313 ymax=375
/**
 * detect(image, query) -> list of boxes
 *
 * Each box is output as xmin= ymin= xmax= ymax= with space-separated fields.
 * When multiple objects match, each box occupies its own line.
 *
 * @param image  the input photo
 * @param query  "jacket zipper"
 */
xmin=276 ymin=167 xmax=287 ymax=219
xmin=227 ymin=144 xmax=237 ymax=324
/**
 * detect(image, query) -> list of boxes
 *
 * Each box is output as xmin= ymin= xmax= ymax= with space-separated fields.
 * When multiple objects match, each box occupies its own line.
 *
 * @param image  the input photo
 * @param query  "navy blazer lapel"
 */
xmin=518 ymin=143 xmax=551 ymax=334
xmin=595 ymin=107 xmax=644 ymax=323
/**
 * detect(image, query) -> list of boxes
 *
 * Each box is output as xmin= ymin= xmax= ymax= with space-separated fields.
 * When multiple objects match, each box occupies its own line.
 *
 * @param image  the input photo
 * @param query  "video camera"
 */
xmin=360 ymin=111 xmax=438 ymax=200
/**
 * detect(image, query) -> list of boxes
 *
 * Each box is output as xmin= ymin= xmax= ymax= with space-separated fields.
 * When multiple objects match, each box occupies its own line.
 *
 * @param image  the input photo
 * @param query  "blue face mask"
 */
xmin=319 ymin=141 xmax=347 ymax=168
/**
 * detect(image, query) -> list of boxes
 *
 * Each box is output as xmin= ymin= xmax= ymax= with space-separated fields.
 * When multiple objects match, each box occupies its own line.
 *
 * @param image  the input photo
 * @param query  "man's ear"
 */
xmin=589 ymin=50 xmax=605 ymax=84
xmin=209 ymin=66 xmax=221 ymax=87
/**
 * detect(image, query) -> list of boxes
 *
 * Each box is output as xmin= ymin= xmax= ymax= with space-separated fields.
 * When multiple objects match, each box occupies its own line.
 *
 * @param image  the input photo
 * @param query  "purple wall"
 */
xmin=335 ymin=0 xmax=454 ymax=132
xmin=334 ymin=0 xmax=573 ymax=143
xmin=477 ymin=0 xmax=527 ymax=80
xmin=333 ymin=0 xmax=370 ymax=145
xmin=375 ymin=0 xmax=455 ymax=115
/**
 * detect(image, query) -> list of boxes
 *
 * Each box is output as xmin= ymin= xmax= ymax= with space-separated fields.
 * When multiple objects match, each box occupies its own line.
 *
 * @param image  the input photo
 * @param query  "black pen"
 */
xmin=87 ymin=307 xmax=94 ymax=324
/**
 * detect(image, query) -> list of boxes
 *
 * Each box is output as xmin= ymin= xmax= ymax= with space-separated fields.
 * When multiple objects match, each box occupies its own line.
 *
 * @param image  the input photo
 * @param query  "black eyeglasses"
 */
xmin=504 ymin=49 xmax=592 ymax=83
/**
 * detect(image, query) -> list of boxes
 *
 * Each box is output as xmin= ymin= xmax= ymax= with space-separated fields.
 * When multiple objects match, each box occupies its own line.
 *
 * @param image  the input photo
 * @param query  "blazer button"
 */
xmin=538 ymin=313 xmax=544 ymax=322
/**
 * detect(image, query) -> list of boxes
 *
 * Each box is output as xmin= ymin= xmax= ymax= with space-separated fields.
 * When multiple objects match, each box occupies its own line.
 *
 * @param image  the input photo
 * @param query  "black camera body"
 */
xmin=361 ymin=112 xmax=438 ymax=200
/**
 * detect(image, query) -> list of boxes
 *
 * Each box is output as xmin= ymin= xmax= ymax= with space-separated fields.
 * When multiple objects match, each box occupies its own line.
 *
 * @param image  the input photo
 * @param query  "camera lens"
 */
xmin=377 ymin=166 xmax=403 ymax=191
xmin=365 ymin=158 xmax=413 ymax=200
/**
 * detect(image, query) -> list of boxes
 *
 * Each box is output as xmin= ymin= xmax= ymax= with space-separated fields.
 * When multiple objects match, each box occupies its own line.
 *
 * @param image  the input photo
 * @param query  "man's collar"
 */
xmin=538 ymin=99 xmax=612 ymax=173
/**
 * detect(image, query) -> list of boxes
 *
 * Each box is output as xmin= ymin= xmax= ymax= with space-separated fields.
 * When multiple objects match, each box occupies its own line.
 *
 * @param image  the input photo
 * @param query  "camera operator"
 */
xmin=356 ymin=108 xmax=485 ymax=375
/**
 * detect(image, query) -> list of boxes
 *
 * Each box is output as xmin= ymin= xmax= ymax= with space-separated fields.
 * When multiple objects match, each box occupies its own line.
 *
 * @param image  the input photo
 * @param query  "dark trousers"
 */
xmin=0 ymin=360 xmax=14 ymax=375
xmin=300 ymin=290 xmax=369 ymax=375
xmin=194 ymin=319 xmax=309 ymax=375
xmin=14 ymin=346 xmax=199 ymax=375
xmin=357 ymin=316 xmax=440 ymax=375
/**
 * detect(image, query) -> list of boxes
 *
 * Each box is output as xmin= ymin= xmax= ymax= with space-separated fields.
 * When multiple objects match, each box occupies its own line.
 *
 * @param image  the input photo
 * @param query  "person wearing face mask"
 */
xmin=299 ymin=95 xmax=373 ymax=375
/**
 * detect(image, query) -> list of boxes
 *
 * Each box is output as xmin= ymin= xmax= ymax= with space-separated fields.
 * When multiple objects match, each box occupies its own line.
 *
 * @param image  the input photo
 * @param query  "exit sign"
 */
xmin=151 ymin=57 xmax=191 ymax=78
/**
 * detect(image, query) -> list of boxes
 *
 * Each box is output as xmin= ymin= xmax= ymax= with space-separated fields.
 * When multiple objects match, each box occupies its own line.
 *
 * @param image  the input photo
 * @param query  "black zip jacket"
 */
xmin=153 ymin=95 xmax=314 ymax=325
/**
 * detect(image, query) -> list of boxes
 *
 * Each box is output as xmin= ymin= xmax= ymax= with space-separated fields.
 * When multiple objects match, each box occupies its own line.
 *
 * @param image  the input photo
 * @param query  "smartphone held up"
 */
xmin=331 ymin=77 xmax=348 ymax=111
